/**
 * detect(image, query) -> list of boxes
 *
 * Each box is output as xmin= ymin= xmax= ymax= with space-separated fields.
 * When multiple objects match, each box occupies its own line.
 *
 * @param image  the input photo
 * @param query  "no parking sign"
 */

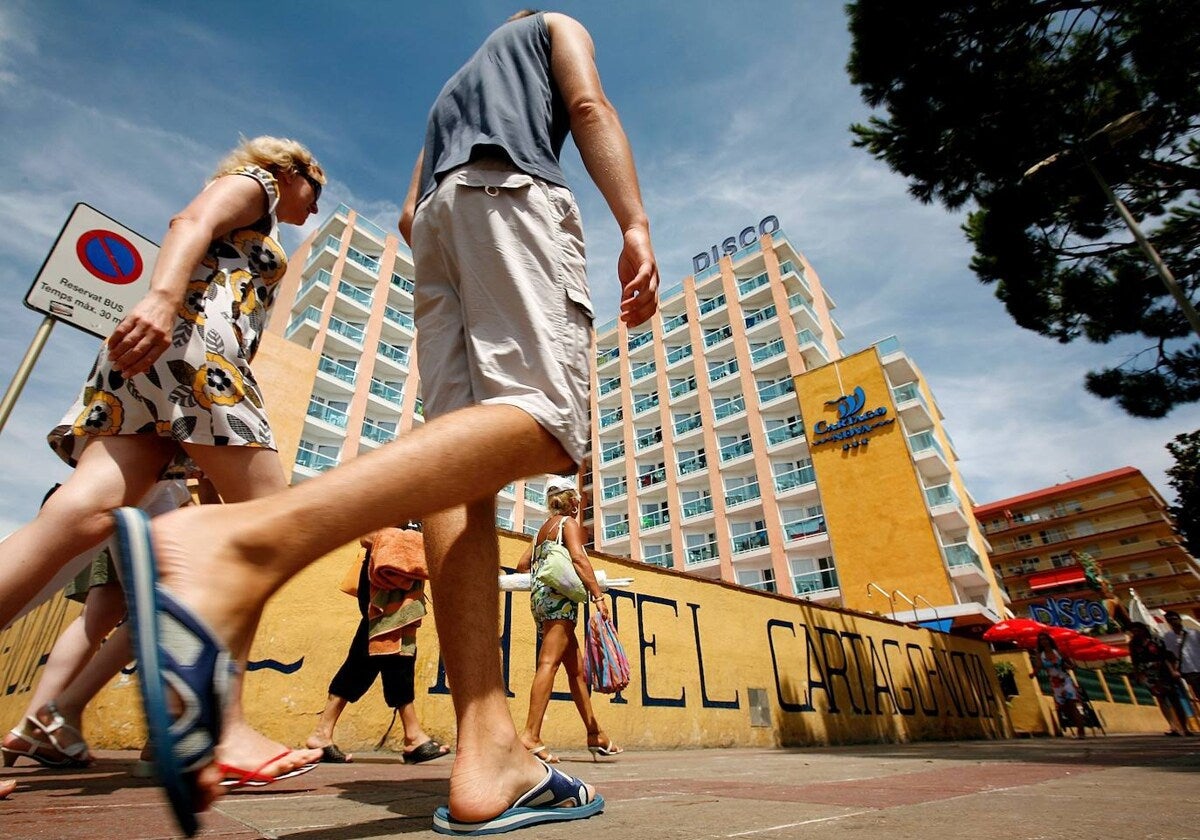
xmin=25 ymin=203 xmax=160 ymax=339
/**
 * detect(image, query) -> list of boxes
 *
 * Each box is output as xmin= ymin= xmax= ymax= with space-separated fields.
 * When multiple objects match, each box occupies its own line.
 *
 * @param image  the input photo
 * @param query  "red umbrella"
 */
xmin=983 ymin=618 xmax=1128 ymax=661
xmin=982 ymin=618 xmax=1044 ymax=644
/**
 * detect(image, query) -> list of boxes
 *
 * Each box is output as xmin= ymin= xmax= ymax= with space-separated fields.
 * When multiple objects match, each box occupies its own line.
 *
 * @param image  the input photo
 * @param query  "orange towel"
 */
xmin=364 ymin=528 xmax=428 ymax=656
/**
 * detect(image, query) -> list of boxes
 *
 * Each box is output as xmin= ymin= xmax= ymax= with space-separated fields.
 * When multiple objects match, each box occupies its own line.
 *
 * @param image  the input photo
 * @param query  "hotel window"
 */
xmin=1049 ymin=552 xmax=1074 ymax=568
xmin=736 ymin=568 xmax=776 ymax=593
xmin=1039 ymin=527 xmax=1069 ymax=545
xmin=1014 ymin=533 xmax=1035 ymax=549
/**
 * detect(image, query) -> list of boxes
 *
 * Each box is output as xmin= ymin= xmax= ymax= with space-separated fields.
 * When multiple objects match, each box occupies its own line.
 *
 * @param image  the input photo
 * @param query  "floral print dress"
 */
xmin=1039 ymin=650 xmax=1080 ymax=705
xmin=530 ymin=517 xmax=579 ymax=627
xmin=49 ymin=165 xmax=289 ymax=468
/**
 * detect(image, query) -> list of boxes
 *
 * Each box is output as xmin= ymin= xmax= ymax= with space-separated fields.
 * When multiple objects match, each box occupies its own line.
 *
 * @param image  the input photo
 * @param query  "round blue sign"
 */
xmin=76 ymin=229 xmax=143 ymax=284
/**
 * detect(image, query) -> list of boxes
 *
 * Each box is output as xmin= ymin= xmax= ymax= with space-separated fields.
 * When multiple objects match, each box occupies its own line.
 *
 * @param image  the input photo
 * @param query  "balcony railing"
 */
xmin=599 ymin=409 xmax=623 ymax=429
xmin=792 ymin=568 xmax=840 ymax=596
xmin=745 ymin=304 xmax=777 ymax=329
xmin=892 ymin=381 xmax=925 ymax=406
xmin=337 ymin=280 xmax=373 ymax=307
xmin=708 ymin=359 xmax=739 ymax=382
xmin=757 ymin=379 xmax=796 ymax=403
xmin=631 ymin=361 xmax=656 ymax=382
xmin=779 ymin=259 xmax=811 ymax=296
xmin=391 ymin=272 xmax=415 ymax=294
xmin=775 ymin=465 xmax=816 ymax=492
xmin=635 ymin=428 xmax=663 ymax=449
xmin=524 ymin=486 xmax=546 ymax=505
xmin=725 ymin=482 xmax=761 ymax=507
xmin=751 ymin=338 xmax=786 ymax=365
xmin=377 ymin=340 xmax=410 ymax=367
xmin=682 ymin=495 xmax=714 ymax=519
xmin=738 ymin=271 xmax=769 ymax=296
xmin=908 ymin=431 xmax=946 ymax=460
xmin=766 ymin=421 xmax=805 ymax=446
xmin=598 ymin=377 xmax=621 ymax=396
xmin=361 ymin=420 xmax=396 ymax=445
xmin=327 ymin=315 xmax=365 ymax=344
xmin=286 ymin=305 xmax=322 ymax=338
xmin=637 ymin=467 xmax=667 ymax=488
xmin=495 ymin=515 xmax=515 ymax=531
xmin=604 ymin=519 xmax=631 ymax=540
xmin=704 ymin=325 xmax=733 ymax=348
xmin=640 ymin=509 xmax=670 ymax=529
xmin=601 ymin=444 xmax=625 ymax=463
xmin=384 ymin=305 xmax=415 ymax=332
xmin=305 ymin=233 xmax=340 ymax=268
xmin=674 ymin=413 xmax=703 ymax=435
xmin=368 ymin=378 xmax=403 ymax=405
xmin=632 ymin=393 xmax=660 ymax=414
xmin=295 ymin=446 xmax=339 ymax=472
xmin=944 ymin=542 xmax=983 ymax=571
xmin=662 ymin=312 xmax=688 ymax=334
xmin=345 ymin=245 xmax=380 ymax=274
xmin=677 ymin=453 xmax=708 ymax=475
xmin=714 ymin=396 xmax=746 ymax=421
xmin=731 ymin=529 xmax=769 ymax=555
xmin=666 ymin=344 xmax=693 ymax=365
xmin=719 ymin=438 xmax=753 ymax=462
xmin=788 ymin=296 xmax=819 ymax=325
xmin=307 ymin=400 xmax=348 ymax=429
xmin=602 ymin=480 xmax=627 ymax=500
xmin=699 ymin=294 xmax=727 ymax=316
xmin=925 ymin=483 xmax=961 ymax=509
xmin=643 ymin=551 xmax=674 ymax=569
xmin=670 ymin=376 xmax=698 ymax=399
xmin=628 ymin=331 xmax=654 ymax=351
xmin=299 ymin=269 xmax=331 ymax=300
xmin=783 ymin=512 xmax=826 ymax=541
xmin=317 ymin=355 xmax=357 ymax=385
xmin=685 ymin=540 xmax=719 ymax=566
xmin=597 ymin=347 xmax=620 ymax=367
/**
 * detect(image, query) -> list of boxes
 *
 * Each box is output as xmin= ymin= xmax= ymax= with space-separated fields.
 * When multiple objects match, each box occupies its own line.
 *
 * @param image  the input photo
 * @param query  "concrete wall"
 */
xmin=2 ymin=531 xmax=1020 ymax=753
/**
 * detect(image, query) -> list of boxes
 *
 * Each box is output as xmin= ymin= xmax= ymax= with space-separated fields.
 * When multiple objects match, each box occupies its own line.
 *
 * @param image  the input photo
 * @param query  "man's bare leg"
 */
xmin=145 ymin=404 xmax=575 ymax=807
xmin=423 ymin=500 xmax=561 ymax=822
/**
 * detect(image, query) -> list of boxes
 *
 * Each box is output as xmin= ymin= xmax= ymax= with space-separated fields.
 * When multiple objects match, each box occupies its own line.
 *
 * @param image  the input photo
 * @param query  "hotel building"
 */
xmin=265 ymin=204 xmax=557 ymax=534
xmin=976 ymin=468 xmax=1200 ymax=624
xmin=267 ymin=204 xmax=1004 ymax=631
xmin=589 ymin=222 xmax=1005 ymax=630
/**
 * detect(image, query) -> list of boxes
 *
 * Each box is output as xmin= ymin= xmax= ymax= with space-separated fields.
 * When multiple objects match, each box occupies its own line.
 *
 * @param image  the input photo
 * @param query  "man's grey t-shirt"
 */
xmin=418 ymin=12 xmax=570 ymax=206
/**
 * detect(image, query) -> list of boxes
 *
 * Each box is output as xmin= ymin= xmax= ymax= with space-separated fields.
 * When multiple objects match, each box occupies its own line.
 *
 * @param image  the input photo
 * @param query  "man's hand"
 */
xmin=617 ymin=225 xmax=658 ymax=327
xmin=107 ymin=289 xmax=177 ymax=377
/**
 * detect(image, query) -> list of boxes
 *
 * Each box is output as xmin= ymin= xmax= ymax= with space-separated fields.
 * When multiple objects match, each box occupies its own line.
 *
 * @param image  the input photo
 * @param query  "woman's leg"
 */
xmin=519 ymin=620 xmax=572 ymax=751
xmin=4 ymin=583 xmax=127 ymax=760
xmin=180 ymin=443 xmax=323 ymax=775
xmin=0 ymin=435 xmax=173 ymax=629
xmin=560 ymin=630 xmax=604 ymax=744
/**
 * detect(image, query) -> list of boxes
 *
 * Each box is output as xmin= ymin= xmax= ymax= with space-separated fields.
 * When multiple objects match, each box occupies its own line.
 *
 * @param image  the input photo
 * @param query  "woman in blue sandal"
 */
xmin=0 ymin=136 xmax=327 ymax=796
xmin=515 ymin=476 xmax=623 ymax=763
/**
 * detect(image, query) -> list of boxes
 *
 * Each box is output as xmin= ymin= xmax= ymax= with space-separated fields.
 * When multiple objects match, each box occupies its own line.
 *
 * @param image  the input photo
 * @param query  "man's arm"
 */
xmin=399 ymin=150 xmax=425 ymax=246
xmin=546 ymin=12 xmax=658 ymax=328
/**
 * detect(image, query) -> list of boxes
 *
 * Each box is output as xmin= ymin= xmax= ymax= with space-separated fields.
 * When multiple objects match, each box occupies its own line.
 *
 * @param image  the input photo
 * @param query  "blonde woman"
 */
xmin=516 ymin=476 xmax=622 ymax=762
xmin=0 ymin=137 xmax=326 ymax=789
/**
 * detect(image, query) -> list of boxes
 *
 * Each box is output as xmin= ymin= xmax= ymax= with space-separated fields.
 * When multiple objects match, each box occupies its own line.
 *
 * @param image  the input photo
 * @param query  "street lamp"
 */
xmin=1023 ymin=111 xmax=1200 ymax=339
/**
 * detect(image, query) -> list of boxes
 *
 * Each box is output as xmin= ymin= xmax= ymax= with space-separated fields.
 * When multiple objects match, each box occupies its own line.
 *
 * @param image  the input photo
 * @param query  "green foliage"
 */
xmin=847 ymin=0 xmax=1200 ymax=416
xmin=993 ymin=660 xmax=1016 ymax=679
xmin=1165 ymin=429 xmax=1200 ymax=553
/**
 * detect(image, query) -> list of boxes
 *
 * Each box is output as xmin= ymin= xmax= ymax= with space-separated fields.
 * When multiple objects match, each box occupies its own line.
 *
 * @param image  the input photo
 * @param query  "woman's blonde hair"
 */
xmin=212 ymin=135 xmax=326 ymax=186
xmin=547 ymin=489 xmax=578 ymax=515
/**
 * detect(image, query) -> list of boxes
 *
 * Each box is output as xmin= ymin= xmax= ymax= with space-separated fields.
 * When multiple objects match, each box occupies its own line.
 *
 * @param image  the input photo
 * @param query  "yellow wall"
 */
xmin=796 ymin=349 xmax=954 ymax=613
xmin=1 ymin=532 xmax=1015 ymax=753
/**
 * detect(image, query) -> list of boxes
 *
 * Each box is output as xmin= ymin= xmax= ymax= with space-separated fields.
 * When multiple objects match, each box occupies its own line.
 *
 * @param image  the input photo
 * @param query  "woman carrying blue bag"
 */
xmin=515 ymin=476 xmax=623 ymax=763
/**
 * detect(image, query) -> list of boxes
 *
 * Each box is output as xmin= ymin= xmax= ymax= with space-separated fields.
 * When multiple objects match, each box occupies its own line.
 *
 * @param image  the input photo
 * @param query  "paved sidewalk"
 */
xmin=2 ymin=735 xmax=1198 ymax=839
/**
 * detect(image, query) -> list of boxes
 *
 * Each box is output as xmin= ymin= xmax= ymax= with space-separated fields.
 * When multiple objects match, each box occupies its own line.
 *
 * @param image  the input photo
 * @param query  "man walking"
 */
xmin=113 ymin=9 xmax=658 ymax=837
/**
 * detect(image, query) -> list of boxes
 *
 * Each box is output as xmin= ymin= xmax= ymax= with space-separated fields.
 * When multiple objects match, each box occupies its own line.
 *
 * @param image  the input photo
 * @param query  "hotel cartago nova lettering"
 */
xmin=812 ymin=386 xmax=894 ymax=450
xmin=692 ymin=215 xmax=781 ymax=273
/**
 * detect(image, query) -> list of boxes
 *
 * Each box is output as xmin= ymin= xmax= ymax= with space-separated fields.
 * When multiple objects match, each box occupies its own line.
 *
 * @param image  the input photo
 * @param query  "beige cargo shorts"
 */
xmin=411 ymin=158 xmax=594 ymax=465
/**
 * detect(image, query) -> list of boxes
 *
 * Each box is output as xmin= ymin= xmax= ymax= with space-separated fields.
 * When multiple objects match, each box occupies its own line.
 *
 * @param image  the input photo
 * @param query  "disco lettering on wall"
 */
xmin=1028 ymin=597 xmax=1110 ymax=630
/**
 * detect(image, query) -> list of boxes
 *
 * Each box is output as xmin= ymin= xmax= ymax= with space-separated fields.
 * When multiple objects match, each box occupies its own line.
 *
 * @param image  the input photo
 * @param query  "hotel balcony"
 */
xmin=381 ymin=304 xmax=416 ymax=339
xmin=293 ymin=445 xmax=339 ymax=480
xmin=315 ymin=355 xmax=358 ymax=393
xmin=295 ymin=269 xmax=332 ymax=310
xmin=673 ymin=412 xmax=704 ymax=440
xmin=681 ymin=494 xmax=715 ymax=520
xmin=306 ymin=399 xmax=349 ymax=433
xmin=601 ymin=479 xmax=628 ymax=502
xmin=642 ymin=549 xmax=674 ymax=570
xmin=737 ymin=269 xmax=771 ymax=302
xmin=730 ymin=528 xmax=770 ymax=559
xmin=632 ymin=392 xmax=660 ymax=416
xmin=783 ymin=512 xmax=828 ymax=546
xmin=324 ymin=315 xmax=366 ymax=352
xmin=750 ymin=337 xmax=787 ymax=370
xmin=791 ymin=568 xmax=841 ymax=604
xmin=342 ymin=244 xmax=381 ymax=280
xmin=627 ymin=329 xmax=655 ymax=359
xmin=925 ymin=483 xmax=969 ymax=531
xmin=374 ymin=340 xmax=411 ymax=376
xmin=359 ymin=419 xmax=397 ymax=449
xmin=285 ymin=305 xmax=322 ymax=346
xmin=765 ymin=420 xmax=805 ymax=449
xmin=908 ymin=431 xmax=952 ymax=480
xmin=725 ymin=481 xmax=762 ymax=511
xmin=335 ymin=279 xmax=373 ymax=317
xmin=877 ymin=335 xmax=919 ymax=384
xmin=795 ymin=329 xmax=830 ymax=369
xmin=718 ymin=437 xmax=754 ymax=465
xmin=639 ymin=508 xmax=671 ymax=533
xmin=943 ymin=541 xmax=990 ymax=586
xmin=684 ymin=540 xmax=721 ymax=573
xmin=665 ymin=343 xmax=694 ymax=370
xmin=757 ymin=378 xmax=797 ymax=409
xmin=367 ymin=378 xmax=404 ymax=410
xmin=389 ymin=271 xmax=415 ymax=300
xmin=775 ymin=465 xmax=818 ymax=499
xmin=597 ymin=375 xmax=623 ymax=402
xmin=713 ymin=396 xmax=747 ymax=426
xmin=303 ymin=233 xmax=341 ymax=275
xmin=892 ymin=382 xmax=935 ymax=431
xmin=697 ymin=293 xmax=728 ymax=322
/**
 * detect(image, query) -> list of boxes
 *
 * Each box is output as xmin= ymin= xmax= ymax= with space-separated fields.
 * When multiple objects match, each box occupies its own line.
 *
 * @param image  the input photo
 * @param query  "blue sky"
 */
xmin=1 ymin=0 xmax=1197 ymax=536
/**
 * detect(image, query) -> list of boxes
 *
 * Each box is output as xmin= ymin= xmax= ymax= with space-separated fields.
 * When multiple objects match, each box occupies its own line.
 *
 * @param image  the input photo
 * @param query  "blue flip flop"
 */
xmin=432 ymin=763 xmax=604 ymax=836
xmin=113 ymin=507 xmax=234 ymax=838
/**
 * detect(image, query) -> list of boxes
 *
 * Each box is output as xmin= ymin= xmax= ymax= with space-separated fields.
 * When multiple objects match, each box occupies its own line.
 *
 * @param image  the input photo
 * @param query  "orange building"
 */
xmin=976 ymin=468 xmax=1200 ymax=624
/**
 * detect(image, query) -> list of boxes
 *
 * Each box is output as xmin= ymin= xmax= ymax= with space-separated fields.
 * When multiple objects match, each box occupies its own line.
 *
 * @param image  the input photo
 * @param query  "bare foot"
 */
xmin=446 ymin=738 xmax=589 ymax=823
xmin=216 ymin=721 xmax=322 ymax=777
xmin=0 ymin=778 xmax=15 ymax=799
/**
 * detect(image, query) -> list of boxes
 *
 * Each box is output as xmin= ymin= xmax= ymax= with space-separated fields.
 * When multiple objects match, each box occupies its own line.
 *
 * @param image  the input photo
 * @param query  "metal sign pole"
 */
xmin=0 ymin=315 xmax=57 ymax=436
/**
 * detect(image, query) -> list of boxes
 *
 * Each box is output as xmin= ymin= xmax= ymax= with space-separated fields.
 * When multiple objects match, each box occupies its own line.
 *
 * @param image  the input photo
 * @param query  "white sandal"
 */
xmin=30 ymin=703 xmax=92 ymax=765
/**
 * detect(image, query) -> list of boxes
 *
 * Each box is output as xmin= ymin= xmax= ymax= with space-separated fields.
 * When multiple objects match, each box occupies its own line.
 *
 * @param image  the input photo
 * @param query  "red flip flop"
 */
xmin=216 ymin=750 xmax=318 ymax=788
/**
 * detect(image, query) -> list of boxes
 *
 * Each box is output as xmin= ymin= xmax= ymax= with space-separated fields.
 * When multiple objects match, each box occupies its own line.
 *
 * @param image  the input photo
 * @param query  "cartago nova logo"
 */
xmin=812 ymin=386 xmax=894 ymax=450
